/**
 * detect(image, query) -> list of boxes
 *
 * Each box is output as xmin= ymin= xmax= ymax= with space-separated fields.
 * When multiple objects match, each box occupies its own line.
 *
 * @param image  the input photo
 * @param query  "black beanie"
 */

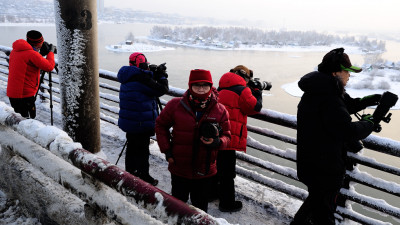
xmin=26 ymin=30 xmax=44 ymax=45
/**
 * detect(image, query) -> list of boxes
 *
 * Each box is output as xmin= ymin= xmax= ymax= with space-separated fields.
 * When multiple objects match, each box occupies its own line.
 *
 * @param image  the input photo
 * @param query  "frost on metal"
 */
xmin=54 ymin=1 xmax=87 ymax=138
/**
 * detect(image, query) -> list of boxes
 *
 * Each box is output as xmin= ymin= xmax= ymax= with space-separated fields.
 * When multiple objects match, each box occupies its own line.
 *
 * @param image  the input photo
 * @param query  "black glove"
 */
xmin=49 ymin=44 xmax=57 ymax=53
xmin=40 ymin=42 xmax=51 ymax=56
xmin=345 ymin=140 xmax=364 ymax=153
xmin=360 ymin=94 xmax=381 ymax=108
xmin=361 ymin=114 xmax=381 ymax=132
xmin=252 ymin=87 xmax=262 ymax=95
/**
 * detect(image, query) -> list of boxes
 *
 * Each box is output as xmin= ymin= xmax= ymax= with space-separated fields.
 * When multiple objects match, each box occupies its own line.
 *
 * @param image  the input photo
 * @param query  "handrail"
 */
xmin=1 ymin=46 xmax=400 ymax=225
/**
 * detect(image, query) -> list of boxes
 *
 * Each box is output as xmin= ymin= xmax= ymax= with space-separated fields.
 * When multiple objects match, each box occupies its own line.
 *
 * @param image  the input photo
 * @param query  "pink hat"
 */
xmin=129 ymin=52 xmax=147 ymax=67
xmin=188 ymin=69 xmax=213 ymax=86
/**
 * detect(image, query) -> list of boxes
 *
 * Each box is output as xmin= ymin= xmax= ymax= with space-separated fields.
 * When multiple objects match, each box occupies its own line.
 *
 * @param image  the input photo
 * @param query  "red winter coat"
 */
xmin=7 ymin=39 xmax=55 ymax=98
xmin=218 ymin=72 xmax=261 ymax=152
xmin=155 ymin=88 xmax=231 ymax=179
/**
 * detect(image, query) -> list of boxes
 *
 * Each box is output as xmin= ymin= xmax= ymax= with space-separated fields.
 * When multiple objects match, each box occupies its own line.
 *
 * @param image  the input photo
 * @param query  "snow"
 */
xmin=105 ymin=42 xmax=175 ymax=53
xmin=1 ymin=38 xmax=400 ymax=225
xmin=147 ymin=36 xmax=372 ymax=53
xmin=1 ymin=81 xmax=299 ymax=224
xmin=282 ymin=68 xmax=400 ymax=110
xmin=2 ymin=64 xmax=400 ymax=225
xmin=0 ymin=189 xmax=41 ymax=225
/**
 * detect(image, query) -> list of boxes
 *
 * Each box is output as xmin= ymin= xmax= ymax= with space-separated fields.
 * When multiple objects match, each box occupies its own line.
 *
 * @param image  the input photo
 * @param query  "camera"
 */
xmin=370 ymin=91 xmax=398 ymax=132
xmin=148 ymin=63 xmax=168 ymax=79
xmin=199 ymin=122 xmax=222 ymax=141
xmin=248 ymin=78 xmax=272 ymax=91
xmin=40 ymin=41 xmax=57 ymax=56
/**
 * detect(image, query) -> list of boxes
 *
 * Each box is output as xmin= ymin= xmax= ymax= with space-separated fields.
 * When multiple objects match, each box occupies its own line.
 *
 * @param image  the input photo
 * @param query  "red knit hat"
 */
xmin=129 ymin=52 xmax=147 ymax=67
xmin=188 ymin=69 xmax=213 ymax=86
xmin=26 ymin=30 xmax=44 ymax=45
xmin=188 ymin=69 xmax=213 ymax=100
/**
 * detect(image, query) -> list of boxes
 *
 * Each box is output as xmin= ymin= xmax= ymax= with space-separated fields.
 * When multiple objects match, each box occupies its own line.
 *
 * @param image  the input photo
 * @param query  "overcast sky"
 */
xmin=103 ymin=0 xmax=399 ymax=34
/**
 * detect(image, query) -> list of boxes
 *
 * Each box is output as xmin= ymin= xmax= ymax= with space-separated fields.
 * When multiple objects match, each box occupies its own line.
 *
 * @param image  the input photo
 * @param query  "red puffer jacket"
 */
xmin=7 ymin=39 xmax=55 ymax=98
xmin=155 ymin=88 xmax=231 ymax=179
xmin=218 ymin=72 xmax=261 ymax=152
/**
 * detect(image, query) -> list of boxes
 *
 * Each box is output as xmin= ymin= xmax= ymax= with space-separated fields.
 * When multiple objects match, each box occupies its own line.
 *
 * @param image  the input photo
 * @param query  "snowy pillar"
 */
xmin=54 ymin=0 xmax=100 ymax=153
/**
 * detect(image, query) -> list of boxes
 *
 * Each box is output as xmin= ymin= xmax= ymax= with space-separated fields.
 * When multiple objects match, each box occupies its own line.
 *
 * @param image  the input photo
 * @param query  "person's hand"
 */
xmin=360 ymin=94 xmax=381 ymax=107
xmin=201 ymin=136 xmax=221 ymax=148
xmin=361 ymin=114 xmax=374 ymax=124
xmin=200 ymin=136 xmax=214 ymax=145
xmin=49 ymin=44 xmax=56 ymax=53
xmin=165 ymin=149 xmax=174 ymax=164
xmin=167 ymin=157 xmax=174 ymax=164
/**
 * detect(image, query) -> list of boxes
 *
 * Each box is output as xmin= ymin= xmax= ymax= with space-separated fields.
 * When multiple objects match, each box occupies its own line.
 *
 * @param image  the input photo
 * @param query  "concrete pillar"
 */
xmin=53 ymin=0 xmax=100 ymax=153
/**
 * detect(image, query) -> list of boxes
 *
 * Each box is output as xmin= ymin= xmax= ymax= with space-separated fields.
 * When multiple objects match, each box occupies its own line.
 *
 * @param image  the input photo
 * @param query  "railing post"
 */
xmin=53 ymin=0 xmax=100 ymax=153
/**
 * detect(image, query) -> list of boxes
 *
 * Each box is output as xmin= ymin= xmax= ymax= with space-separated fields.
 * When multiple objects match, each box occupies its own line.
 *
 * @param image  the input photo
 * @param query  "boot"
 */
xmin=219 ymin=200 xmax=243 ymax=212
xmin=141 ymin=174 xmax=159 ymax=186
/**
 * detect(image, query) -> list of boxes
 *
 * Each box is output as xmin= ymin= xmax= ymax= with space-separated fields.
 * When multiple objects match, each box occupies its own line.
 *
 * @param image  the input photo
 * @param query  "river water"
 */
xmin=1 ymin=23 xmax=400 ymax=223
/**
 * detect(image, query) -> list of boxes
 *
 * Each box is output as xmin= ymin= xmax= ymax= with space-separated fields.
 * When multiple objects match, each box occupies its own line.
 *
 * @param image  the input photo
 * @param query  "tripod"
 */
xmin=115 ymin=98 xmax=163 ymax=165
xmin=35 ymin=66 xmax=58 ymax=125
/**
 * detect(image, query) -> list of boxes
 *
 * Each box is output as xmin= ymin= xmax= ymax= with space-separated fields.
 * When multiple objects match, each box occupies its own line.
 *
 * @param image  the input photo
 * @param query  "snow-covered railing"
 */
xmin=0 ymin=102 xmax=219 ymax=225
xmin=1 ymin=46 xmax=400 ymax=225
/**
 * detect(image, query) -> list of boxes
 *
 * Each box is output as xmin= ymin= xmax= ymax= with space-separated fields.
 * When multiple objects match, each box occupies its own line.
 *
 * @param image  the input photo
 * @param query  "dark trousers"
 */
xmin=125 ymin=133 xmax=151 ymax=176
xmin=9 ymin=96 xmax=36 ymax=119
xmin=171 ymin=174 xmax=212 ymax=212
xmin=292 ymin=185 xmax=339 ymax=225
xmin=214 ymin=150 xmax=237 ymax=205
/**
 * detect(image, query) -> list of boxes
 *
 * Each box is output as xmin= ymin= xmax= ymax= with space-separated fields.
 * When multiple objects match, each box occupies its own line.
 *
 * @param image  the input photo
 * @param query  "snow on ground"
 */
xmin=105 ymin=35 xmax=370 ymax=54
xmin=0 ymin=76 xmax=301 ymax=224
xmin=105 ymin=41 xmax=175 ymax=53
xmin=146 ymin=37 xmax=369 ymax=53
xmin=282 ymin=68 xmax=400 ymax=109
xmin=0 ymin=189 xmax=41 ymax=225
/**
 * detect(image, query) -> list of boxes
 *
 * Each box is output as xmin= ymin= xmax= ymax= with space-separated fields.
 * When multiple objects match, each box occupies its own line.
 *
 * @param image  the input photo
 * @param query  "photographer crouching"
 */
xmin=6 ymin=30 xmax=56 ymax=119
xmin=117 ymin=52 xmax=169 ymax=186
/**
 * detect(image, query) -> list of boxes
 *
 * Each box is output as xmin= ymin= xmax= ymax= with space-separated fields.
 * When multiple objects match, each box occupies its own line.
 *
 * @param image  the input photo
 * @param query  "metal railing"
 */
xmin=1 ymin=46 xmax=400 ymax=225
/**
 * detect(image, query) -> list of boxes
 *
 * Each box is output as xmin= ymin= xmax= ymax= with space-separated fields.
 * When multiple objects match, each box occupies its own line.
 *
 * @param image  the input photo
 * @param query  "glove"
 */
xmin=251 ymin=88 xmax=262 ymax=98
xmin=360 ymin=94 xmax=381 ymax=108
xmin=49 ymin=44 xmax=57 ymax=53
xmin=361 ymin=114 xmax=374 ymax=125
xmin=362 ymin=114 xmax=383 ymax=132
xmin=40 ymin=42 xmax=51 ymax=56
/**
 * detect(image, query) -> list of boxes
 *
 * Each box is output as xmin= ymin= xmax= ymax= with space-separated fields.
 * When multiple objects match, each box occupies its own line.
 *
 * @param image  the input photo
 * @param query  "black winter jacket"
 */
xmin=296 ymin=71 xmax=373 ymax=189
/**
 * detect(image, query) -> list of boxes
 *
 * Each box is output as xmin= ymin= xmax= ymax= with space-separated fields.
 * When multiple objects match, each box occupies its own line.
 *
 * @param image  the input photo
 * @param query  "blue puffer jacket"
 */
xmin=118 ymin=66 xmax=168 ymax=135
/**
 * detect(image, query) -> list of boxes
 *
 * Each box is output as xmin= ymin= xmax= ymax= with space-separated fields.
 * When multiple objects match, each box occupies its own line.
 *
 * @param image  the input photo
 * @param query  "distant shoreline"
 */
xmin=146 ymin=37 xmax=381 ymax=54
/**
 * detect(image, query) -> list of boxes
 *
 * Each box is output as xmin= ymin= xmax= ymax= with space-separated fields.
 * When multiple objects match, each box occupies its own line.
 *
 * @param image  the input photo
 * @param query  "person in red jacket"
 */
xmin=7 ymin=30 xmax=55 ymax=118
xmin=155 ymin=69 xmax=231 ymax=212
xmin=214 ymin=65 xmax=263 ymax=212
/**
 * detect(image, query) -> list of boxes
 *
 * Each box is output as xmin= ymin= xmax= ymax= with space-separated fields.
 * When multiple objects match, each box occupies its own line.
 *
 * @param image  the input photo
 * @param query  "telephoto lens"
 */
xmin=371 ymin=91 xmax=398 ymax=132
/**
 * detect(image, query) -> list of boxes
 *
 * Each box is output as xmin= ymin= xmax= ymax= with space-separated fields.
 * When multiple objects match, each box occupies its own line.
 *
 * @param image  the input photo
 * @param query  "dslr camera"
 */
xmin=248 ymin=78 xmax=272 ymax=91
xmin=370 ymin=91 xmax=398 ymax=132
xmin=40 ymin=41 xmax=57 ymax=56
xmin=139 ymin=62 xmax=168 ymax=79
xmin=199 ymin=122 xmax=222 ymax=141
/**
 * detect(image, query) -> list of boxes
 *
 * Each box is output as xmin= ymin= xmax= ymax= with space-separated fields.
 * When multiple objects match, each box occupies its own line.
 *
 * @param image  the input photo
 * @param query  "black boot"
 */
xmin=141 ymin=174 xmax=159 ymax=186
xmin=219 ymin=200 xmax=243 ymax=212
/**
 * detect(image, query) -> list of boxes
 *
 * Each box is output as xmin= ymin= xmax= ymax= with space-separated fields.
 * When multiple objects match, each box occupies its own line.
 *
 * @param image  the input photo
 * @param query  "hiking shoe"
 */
xmin=219 ymin=200 xmax=243 ymax=212
xmin=142 ymin=175 xmax=159 ymax=186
